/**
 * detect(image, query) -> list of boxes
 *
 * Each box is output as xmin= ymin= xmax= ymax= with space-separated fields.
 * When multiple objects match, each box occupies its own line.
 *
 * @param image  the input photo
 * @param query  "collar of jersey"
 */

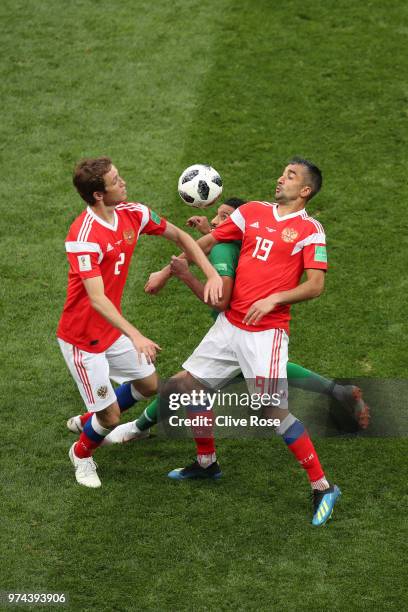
xmin=272 ymin=203 xmax=305 ymax=222
xmin=86 ymin=206 xmax=118 ymax=231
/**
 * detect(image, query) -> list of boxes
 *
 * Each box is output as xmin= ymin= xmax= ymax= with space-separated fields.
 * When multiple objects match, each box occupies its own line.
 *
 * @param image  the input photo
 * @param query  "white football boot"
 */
xmin=69 ymin=443 xmax=101 ymax=488
xmin=101 ymin=422 xmax=150 ymax=445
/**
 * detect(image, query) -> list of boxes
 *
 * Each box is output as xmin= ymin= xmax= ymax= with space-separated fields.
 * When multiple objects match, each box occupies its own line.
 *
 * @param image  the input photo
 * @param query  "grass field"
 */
xmin=1 ymin=0 xmax=407 ymax=610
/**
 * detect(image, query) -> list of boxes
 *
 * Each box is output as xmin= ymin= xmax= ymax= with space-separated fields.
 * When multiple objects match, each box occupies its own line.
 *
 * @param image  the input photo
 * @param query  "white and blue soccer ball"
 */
xmin=178 ymin=164 xmax=223 ymax=208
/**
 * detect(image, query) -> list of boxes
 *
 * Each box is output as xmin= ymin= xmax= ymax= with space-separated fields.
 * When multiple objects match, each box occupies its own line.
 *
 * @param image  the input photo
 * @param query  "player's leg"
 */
xmin=134 ymin=396 xmax=159 ymax=431
xmin=67 ymin=380 xmax=149 ymax=433
xmin=274 ymin=411 xmax=341 ymax=524
xmin=288 ymin=361 xmax=333 ymax=393
xmin=91 ymin=335 xmax=158 ymax=444
xmin=102 ymin=366 xmax=162 ymax=442
xmin=100 ymin=374 xmax=247 ymax=445
xmin=103 ymin=374 xmax=159 ymax=444
xmin=165 ymin=371 xmax=220 ymax=479
xmin=103 ymin=370 xmax=218 ymax=458
xmin=67 ymin=335 xmax=158 ymax=434
xmin=287 ymin=362 xmax=370 ymax=429
xmin=68 ymin=400 xmax=121 ymax=488
xmin=58 ymin=339 xmax=121 ymax=487
xmin=237 ymin=329 xmax=341 ymax=525
xmin=168 ymin=314 xmax=241 ymax=479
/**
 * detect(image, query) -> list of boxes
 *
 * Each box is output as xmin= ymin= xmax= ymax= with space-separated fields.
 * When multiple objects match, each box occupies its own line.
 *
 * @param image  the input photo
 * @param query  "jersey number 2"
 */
xmin=114 ymin=253 xmax=125 ymax=275
xmin=252 ymin=236 xmax=273 ymax=261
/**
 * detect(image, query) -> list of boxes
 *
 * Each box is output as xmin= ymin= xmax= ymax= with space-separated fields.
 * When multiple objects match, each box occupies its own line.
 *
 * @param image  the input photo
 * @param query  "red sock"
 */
xmin=80 ymin=412 xmax=93 ymax=426
xmin=195 ymin=436 xmax=216 ymax=456
xmin=286 ymin=432 xmax=325 ymax=484
xmin=74 ymin=432 xmax=101 ymax=459
xmin=188 ymin=408 xmax=216 ymax=457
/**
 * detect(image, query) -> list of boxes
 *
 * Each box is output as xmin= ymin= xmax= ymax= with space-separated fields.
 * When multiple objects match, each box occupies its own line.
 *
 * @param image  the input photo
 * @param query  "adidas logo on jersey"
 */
xmin=107 ymin=243 xmax=114 ymax=252
xmin=249 ymin=221 xmax=260 ymax=228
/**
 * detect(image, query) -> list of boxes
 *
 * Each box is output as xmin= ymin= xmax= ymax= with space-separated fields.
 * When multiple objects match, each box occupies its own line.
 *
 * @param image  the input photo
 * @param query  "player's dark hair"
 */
xmin=288 ymin=156 xmax=322 ymax=200
xmin=223 ymin=197 xmax=245 ymax=209
xmin=73 ymin=157 xmax=112 ymax=205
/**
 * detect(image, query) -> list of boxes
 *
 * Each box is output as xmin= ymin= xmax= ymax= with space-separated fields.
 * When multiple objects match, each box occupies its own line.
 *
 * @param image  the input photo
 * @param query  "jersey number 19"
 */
xmin=252 ymin=236 xmax=273 ymax=261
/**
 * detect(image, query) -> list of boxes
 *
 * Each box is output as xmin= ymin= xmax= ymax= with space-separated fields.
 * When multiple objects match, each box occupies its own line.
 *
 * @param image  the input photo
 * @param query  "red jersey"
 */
xmin=212 ymin=201 xmax=327 ymax=333
xmin=57 ymin=203 xmax=167 ymax=352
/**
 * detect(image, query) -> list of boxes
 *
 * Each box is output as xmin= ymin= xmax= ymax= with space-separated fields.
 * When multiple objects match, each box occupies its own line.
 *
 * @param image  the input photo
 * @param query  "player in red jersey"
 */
xmin=57 ymin=156 xmax=222 ymax=488
xmin=161 ymin=157 xmax=341 ymax=525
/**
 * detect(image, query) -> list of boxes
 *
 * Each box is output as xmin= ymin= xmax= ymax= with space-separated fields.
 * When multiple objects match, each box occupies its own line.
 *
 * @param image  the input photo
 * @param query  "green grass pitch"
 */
xmin=1 ymin=0 xmax=407 ymax=610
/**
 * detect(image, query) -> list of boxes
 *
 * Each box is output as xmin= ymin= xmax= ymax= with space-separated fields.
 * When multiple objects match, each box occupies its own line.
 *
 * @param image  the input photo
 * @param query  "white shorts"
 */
xmin=58 ymin=334 xmax=156 ymax=411
xmin=183 ymin=312 xmax=289 ymax=408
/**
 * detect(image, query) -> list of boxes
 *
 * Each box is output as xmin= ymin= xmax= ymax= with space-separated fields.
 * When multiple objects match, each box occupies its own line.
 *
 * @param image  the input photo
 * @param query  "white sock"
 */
xmin=92 ymin=413 xmax=111 ymax=436
xmin=311 ymin=476 xmax=330 ymax=491
xmin=197 ymin=453 xmax=216 ymax=468
xmin=130 ymin=386 xmax=146 ymax=401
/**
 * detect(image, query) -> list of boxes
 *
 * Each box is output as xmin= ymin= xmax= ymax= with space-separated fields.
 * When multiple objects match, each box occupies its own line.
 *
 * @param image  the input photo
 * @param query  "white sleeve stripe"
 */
xmin=230 ymin=208 xmax=245 ymax=232
xmin=137 ymin=204 xmax=150 ymax=236
xmin=65 ymin=241 xmax=102 ymax=255
xmin=116 ymin=202 xmax=144 ymax=208
xmin=78 ymin=215 xmax=93 ymax=242
xmin=303 ymin=213 xmax=324 ymax=235
xmin=315 ymin=220 xmax=324 ymax=233
xmin=116 ymin=203 xmax=144 ymax=212
xmin=83 ymin=220 xmax=94 ymax=242
xmin=309 ymin=219 xmax=318 ymax=233
xmin=291 ymin=232 xmax=326 ymax=255
xmin=310 ymin=218 xmax=324 ymax=234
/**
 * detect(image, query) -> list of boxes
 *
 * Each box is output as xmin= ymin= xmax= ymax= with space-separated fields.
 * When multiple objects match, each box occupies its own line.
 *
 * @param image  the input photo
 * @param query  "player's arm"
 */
xmin=161 ymin=223 xmax=221 ymax=304
xmin=243 ymin=269 xmax=325 ymax=326
xmin=170 ymin=256 xmax=234 ymax=311
xmin=144 ymin=231 xmax=219 ymax=297
xmin=186 ymin=215 xmax=212 ymax=235
xmin=82 ymin=276 xmax=161 ymax=363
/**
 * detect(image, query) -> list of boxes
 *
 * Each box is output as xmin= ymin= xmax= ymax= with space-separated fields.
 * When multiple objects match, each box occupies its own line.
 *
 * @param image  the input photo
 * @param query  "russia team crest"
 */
xmin=281 ymin=228 xmax=298 ymax=243
xmin=123 ymin=229 xmax=136 ymax=244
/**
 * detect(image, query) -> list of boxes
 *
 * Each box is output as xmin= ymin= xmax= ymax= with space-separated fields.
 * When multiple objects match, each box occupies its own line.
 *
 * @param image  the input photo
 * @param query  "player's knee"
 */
xmin=158 ymin=371 xmax=198 ymax=422
xmin=174 ymin=370 xmax=202 ymax=394
xmin=160 ymin=371 xmax=187 ymax=398
xmin=132 ymin=373 xmax=158 ymax=398
xmin=268 ymin=407 xmax=289 ymax=421
xmin=97 ymin=404 xmax=121 ymax=429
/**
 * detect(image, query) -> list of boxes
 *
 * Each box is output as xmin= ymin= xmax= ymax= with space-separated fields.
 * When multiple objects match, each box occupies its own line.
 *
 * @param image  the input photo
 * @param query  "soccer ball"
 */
xmin=178 ymin=164 xmax=223 ymax=208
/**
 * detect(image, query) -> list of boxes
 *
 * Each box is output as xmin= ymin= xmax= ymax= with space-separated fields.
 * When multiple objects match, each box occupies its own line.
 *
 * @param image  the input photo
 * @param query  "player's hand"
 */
xmin=170 ymin=255 xmax=190 ymax=279
xmin=186 ymin=216 xmax=212 ymax=235
xmin=203 ymin=274 xmax=223 ymax=305
xmin=129 ymin=331 xmax=161 ymax=365
xmin=243 ymin=297 xmax=278 ymax=326
xmin=144 ymin=270 xmax=169 ymax=294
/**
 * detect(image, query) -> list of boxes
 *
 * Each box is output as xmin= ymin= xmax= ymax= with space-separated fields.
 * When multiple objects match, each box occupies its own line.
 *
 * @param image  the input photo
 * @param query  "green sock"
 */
xmin=135 ymin=397 xmax=159 ymax=431
xmin=287 ymin=361 xmax=334 ymax=395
